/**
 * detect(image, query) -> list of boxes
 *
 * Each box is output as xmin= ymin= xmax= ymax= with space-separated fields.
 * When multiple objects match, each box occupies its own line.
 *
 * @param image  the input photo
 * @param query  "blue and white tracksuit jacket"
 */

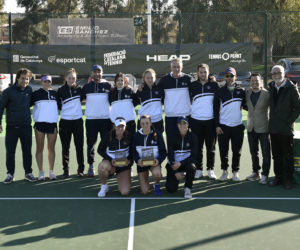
xmin=132 ymin=129 xmax=167 ymax=164
xmin=81 ymin=80 xmax=112 ymax=119
xmin=213 ymin=84 xmax=247 ymax=127
xmin=31 ymin=88 xmax=59 ymax=123
xmin=136 ymin=84 xmax=164 ymax=123
xmin=57 ymin=84 xmax=83 ymax=120
xmin=157 ymin=73 xmax=192 ymax=117
xmin=109 ymin=87 xmax=139 ymax=123
xmin=189 ymin=80 xmax=219 ymax=121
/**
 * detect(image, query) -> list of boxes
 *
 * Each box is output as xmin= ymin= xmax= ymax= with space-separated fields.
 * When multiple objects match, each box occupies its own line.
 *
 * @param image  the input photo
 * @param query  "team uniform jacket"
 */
xmin=132 ymin=129 xmax=167 ymax=164
xmin=157 ymin=73 xmax=192 ymax=117
xmin=0 ymin=83 xmax=32 ymax=127
xmin=109 ymin=87 xmax=139 ymax=123
xmin=31 ymin=88 xmax=59 ymax=123
xmin=81 ymin=80 xmax=111 ymax=119
xmin=136 ymin=84 xmax=164 ymax=122
xmin=167 ymin=130 xmax=198 ymax=166
xmin=213 ymin=84 xmax=247 ymax=127
xmin=57 ymin=84 xmax=83 ymax=120
xmin=189 ymin=80 xmax=219 ymax=120
xmin=97 ymin=132 xmax=133 ymax=167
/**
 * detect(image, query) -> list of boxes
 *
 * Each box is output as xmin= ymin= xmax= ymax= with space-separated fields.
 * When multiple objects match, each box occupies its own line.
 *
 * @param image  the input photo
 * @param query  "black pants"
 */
xmin=270 ymin=133 xmax=294 ymax=181
xmin=247 ymin=131 xmax=271 ymax=176
xmin=5 ymin=126 xmax=32 ymax=175
xmin=86 ymin=119 xmax=112 ymax=165
xmin=126 ymin=120 xmax=136 ymax=139
xmin=165 ymin=163 xmax=196 ymax=193
xmin=190 ymin=118 xmax=216 ymax=170
xmin=218 ymin=124 xmax=244 ymax=172
xmin=59 ymin=118 xmax=84 ymax=173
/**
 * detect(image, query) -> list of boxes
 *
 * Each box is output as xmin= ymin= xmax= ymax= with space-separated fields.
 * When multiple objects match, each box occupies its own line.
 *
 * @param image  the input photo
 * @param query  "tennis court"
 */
xmin=1 ymin=132 xmax=300 ymax=250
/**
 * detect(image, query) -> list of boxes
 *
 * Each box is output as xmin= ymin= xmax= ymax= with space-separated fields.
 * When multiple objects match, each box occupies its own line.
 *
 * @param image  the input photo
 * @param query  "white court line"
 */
xmin=1 ymin=197 xmax=300 ymax=200
xmin=127 ymin=198 xmax=135 ymax=250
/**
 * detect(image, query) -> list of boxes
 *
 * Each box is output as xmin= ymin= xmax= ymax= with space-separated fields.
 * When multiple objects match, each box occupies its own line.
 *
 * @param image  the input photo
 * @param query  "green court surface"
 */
xmin=0 ymin=133 xmax=300 ymax=250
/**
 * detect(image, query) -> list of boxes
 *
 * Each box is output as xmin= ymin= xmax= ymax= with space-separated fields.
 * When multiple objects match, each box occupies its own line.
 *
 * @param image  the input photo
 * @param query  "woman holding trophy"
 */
xmin=132 ymin=115 xmax=167 ymax=195
xmin=97 ymin=117 xmax=133 ymax=197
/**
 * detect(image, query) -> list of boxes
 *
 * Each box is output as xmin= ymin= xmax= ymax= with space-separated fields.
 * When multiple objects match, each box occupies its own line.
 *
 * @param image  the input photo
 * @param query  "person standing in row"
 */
xmin=245 ymin=73 xmax=271 ymax=184
xmin=109 ymin=72 xmax=138 ymax=138
xmin=97 ymin=117 xmax=133 ymax=197
xmin=0 ymin=68 xmax=37 ymax=183
xmin=189 ymin=63 xmax=219 ymax=180
xmin=81 ymin=65 xmax=112 ymax=177
xmin=165 ymin=116 xmax=197 ymax=198
xmin=268 ymin=65 xmax=300 ymax=189
xmin=132 ymin=115 xmax=167 ymax=195
xmin=31 ymin=75 xmax=59 ymax=180
xmin=137 ymin=68 xmax=164 ymax=134
xmin=57 ymin=68 xmax=85 ymax=178
xmin=213 ymin=67 xmax=247 ymax=182
xmin=157 ymin=58 xmax=192 ymax=141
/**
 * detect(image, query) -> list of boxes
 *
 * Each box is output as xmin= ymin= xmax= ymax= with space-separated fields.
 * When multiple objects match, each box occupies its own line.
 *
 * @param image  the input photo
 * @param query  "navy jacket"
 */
xmin=132 ymin=129 xmax=167 ymax=164
xmin=0 ymin=83 xmax=32 ymax=127
xmin=167 ymin=130 xmax=198 ymax=166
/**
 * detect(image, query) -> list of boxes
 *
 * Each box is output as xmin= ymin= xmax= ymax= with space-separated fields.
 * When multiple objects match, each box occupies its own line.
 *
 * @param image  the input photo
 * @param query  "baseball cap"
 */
xmin=115 ymin=117 xmax=126 ymax=127
xmin=177 ymin=116 xmax=189 ymax=124
xmin=41 ymin=75 xmax=52 ymax=82
xmin=224 ymin=67 xmax=236 ymax=76
xmin=91 ymin=65 xmax=103 ymax=72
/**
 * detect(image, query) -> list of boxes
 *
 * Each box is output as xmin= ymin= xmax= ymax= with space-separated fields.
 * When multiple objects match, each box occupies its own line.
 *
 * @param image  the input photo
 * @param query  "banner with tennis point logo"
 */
xmin=0 ymin=43 xmax=252 ymax=75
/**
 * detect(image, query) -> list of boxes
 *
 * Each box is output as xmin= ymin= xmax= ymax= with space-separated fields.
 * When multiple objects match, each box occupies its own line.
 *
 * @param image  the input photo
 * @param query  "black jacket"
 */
xmin=0 ymin=83 xmax=32 ymax=127
xmin=97 ymin=132 xmax=133 ymax=167
xmin=167 ymin=130 xmax=198 ymax=166
xmin=132 ymin=129 xmax=167 ymax=164
xmin=269 ymin=79 xmax=300 ymax=135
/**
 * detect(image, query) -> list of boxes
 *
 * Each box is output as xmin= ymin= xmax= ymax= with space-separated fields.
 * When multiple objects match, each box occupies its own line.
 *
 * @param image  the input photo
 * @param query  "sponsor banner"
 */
xmin=0 ymin=43 xmax=252 ymax=75
xmin=48 ymin=18 xmax=135 ymax=45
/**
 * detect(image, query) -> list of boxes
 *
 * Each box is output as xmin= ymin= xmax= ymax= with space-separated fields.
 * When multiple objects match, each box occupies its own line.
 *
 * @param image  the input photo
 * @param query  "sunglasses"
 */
xmin=225 ymin=74 xmax=234 ymax=78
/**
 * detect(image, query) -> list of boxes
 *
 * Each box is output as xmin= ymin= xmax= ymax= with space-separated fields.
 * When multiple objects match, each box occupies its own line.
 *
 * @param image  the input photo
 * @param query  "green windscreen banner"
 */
xmin=0 ymin=43 xmax=252 ymax=75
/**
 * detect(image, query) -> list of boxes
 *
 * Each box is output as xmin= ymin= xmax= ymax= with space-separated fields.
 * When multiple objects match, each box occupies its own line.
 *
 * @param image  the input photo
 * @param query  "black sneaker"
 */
xmin=25 ymin=173 xmax=37 ymax=182
xmin=4 ymin=174 xmax=14 ymax=184
xmin=63 ymin=170 xmax=69 ymax=178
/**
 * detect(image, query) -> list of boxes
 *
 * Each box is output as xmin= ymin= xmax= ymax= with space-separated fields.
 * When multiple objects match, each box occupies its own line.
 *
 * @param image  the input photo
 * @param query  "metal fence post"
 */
xmin=9 ymin=12 xmax=13 ymax=85
xmin=176 ymin=11 xmax=182 ymax=57
xmin=264 ymin=11 xmax=268 ymax=87
xmin=90 ymin=13 xmax=96 ymax=66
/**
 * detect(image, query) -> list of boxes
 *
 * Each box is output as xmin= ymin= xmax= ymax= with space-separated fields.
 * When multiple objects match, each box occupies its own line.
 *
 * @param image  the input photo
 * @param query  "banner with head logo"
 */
xmin=0 ymin=43 xmax=252 ymax=75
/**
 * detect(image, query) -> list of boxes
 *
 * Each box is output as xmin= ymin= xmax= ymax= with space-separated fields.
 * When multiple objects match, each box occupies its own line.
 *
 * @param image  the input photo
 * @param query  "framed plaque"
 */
xmin=115 ymin=151 xmax=127 ymax=166
xmin=141 ymin=148 xmax=155 ymax=166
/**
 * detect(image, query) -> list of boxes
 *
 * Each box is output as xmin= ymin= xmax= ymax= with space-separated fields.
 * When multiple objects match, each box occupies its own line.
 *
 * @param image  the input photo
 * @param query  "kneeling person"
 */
xmin=165 ymin=116 xmax=198 ymax=198
xmin=132 ymin=115 xmax=167 ymax=195
xmin=97 ymin=118 xmax=133 ymax=197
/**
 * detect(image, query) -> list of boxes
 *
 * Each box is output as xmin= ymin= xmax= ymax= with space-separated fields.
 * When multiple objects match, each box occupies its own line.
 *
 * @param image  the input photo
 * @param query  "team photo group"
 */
xmin=1 ymin=58 xmax=300 ymax=198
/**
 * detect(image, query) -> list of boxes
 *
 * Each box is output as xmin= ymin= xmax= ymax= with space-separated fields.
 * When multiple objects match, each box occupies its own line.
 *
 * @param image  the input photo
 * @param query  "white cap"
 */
xmin=114 ymin=118 xmax=126 ymax=127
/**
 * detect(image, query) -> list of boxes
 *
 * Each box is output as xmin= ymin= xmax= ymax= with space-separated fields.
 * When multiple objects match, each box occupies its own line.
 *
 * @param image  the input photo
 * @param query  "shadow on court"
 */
xmin=0 ymin=175 xmax=300 ymax=248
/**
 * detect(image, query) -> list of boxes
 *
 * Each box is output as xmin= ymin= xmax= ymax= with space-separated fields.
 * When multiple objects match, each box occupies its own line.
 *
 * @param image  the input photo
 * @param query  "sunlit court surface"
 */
xmin=1 ymin=129 xmax=300 ymax=250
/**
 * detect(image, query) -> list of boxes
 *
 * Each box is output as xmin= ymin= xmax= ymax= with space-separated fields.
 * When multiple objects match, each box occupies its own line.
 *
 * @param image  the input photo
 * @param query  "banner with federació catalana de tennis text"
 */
xmin=0 ymin=43 xmax=252 ymax=75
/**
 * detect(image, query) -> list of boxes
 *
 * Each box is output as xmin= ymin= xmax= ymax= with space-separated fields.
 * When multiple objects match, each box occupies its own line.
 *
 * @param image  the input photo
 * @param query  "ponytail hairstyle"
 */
xmin=140 ymin=114 xmax=157 ymax=141
xmin=64 ymin=68 xmax=77 ymax=85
